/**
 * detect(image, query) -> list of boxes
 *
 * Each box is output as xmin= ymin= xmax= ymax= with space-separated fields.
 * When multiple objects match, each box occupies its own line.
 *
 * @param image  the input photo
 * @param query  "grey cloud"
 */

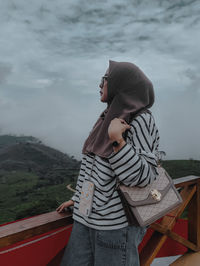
xmin=0 ymin=0 xmax=200 ymax=160
xmin=0 ymin=62 xmax=12 ymax=84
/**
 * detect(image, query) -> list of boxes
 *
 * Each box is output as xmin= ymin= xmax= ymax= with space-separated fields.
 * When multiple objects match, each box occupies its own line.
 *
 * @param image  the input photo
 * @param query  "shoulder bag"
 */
xmin=117 ymin=165 xmax=183 ymax=226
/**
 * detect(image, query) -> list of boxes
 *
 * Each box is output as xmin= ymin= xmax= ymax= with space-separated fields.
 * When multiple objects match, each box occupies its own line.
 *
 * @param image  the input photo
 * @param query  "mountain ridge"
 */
xmin=0 ymin=135 xmax=80 ymax=176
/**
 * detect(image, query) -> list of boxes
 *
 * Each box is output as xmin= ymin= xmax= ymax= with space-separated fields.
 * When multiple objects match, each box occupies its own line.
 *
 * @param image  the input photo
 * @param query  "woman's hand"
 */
xmin=56 ymin=200 xmax=74 ymax=213
xmin=108 ymin=118 xmax=131 ymax=142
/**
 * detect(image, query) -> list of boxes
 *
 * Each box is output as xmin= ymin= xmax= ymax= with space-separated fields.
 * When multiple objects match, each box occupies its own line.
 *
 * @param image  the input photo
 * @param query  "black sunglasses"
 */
xmin=100 ymin=75 xmax=108 ymax=88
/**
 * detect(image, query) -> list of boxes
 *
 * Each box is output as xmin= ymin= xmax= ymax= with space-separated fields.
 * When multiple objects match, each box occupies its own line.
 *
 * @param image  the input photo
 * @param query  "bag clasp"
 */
xmin=150 ymin=189 xmax=161 ymax=201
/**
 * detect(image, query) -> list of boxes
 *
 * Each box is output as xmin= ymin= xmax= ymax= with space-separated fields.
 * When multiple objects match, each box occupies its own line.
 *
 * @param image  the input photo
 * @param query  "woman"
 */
xmin=56 ymin=60 xmax=160 ymax=266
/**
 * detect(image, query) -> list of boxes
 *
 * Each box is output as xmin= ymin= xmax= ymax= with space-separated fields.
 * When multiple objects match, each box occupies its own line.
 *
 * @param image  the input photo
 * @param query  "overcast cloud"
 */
xmin=0 ymin=0 xmax=199 ymax=160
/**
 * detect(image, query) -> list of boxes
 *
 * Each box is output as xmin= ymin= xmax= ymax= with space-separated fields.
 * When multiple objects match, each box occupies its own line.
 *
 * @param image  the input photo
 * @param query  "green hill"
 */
xmin=0 ymin=135 xmax=80 ymax=225
xmin=0 ymin=135 xmax=41 ymax=148
xmin=162 ymin=159 xmax=200 ymax=179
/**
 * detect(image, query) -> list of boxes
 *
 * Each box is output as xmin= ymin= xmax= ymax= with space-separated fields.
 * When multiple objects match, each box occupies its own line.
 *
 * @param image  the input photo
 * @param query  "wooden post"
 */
xmin=188 ymin=180 xmax=200 ymax=251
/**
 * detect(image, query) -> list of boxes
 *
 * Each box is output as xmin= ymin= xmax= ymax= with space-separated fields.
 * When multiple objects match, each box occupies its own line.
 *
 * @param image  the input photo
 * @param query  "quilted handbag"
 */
xmin=117 ymin=166 xmax=183 ymax=226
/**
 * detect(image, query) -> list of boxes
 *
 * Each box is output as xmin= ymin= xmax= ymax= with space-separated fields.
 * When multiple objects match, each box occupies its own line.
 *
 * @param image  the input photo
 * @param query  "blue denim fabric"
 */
xmin=60 ymin=221 xmax=147 ymax=266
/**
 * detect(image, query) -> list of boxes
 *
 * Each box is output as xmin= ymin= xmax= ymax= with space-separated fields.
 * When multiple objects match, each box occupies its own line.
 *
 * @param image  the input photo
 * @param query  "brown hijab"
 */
xmin=82 ymin=60 xmax=155 ymax=159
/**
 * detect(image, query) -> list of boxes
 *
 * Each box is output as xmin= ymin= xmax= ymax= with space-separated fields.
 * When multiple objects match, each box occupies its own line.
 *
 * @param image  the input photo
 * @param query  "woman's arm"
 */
xmin=69 ymin=155 xmax=87 ymax=202
xmin=108 ymin=113 xmax=159 ymax=187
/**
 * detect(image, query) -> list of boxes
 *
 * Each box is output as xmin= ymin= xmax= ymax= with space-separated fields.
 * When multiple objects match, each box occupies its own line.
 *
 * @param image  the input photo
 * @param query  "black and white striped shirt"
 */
xmin=71 ymin=111 xmax=160 ymax=230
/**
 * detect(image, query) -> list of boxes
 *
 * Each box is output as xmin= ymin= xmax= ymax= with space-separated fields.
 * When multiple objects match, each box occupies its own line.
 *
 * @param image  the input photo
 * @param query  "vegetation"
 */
xmin=0 ymin=135 xmax=80 ymax=225
xmin=0 ymin=135 xmax=199 ymax=225
xmin=162 ymin=159 xmax=200 ymax=179
xmin=0 ymin=170 xmax=78 ymax=224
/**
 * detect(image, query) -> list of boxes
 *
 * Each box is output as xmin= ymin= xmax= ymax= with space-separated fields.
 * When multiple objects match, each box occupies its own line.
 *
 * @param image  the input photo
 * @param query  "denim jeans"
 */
xmin=60 ymin=221 xmax=147 ymax=266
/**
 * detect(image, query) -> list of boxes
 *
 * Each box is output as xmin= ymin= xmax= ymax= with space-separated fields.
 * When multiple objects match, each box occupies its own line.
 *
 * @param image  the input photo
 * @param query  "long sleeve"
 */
xmin=108 ymin=112 xmax=159 ymax=187
xmin=71 ymin=181 xmax=80 ymax=202
xmin=71 ymin=112 xmax=161 ymax=230
xmin=71 ymin=155 xmax=87 ymax=202
xmin=71 ymin=194 xmax=76 ymax=202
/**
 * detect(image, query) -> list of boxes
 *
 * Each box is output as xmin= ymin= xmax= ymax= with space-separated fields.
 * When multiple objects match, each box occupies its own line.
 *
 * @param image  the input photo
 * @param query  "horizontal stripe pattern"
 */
xmin=72 ymin=112 xmax=160 ymax=230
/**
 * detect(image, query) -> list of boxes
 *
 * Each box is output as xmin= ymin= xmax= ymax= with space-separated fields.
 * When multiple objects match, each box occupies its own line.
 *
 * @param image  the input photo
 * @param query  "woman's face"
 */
xmin=99 ymin=68 xmax=109 ymax=102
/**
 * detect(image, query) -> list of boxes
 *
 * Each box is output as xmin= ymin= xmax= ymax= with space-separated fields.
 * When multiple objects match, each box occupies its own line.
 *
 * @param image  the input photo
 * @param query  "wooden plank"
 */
xmin=140 ymin=232 xmax=168 ymax=266
xmin=150 ymin=223 xmax=168 ymax=234
xmin=140 ymin=185 xmax=196 ymax=266
xmin=0 ymin=211 xmax=73 ymax=248
xmin=171 ymin=251 xmax=200 ymax=266
xmin=167 ymin=231 xmax=198 ymax=252
xmin=188 ymin=180 xmax=200 ymax=251
xmin=173 ymin=176 xmax=200 ymax=185
xmin=151 ymin=223 xmax=198 ymax=251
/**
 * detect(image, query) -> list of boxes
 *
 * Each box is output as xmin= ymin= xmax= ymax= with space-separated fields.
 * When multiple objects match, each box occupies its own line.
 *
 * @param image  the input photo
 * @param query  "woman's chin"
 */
xmin=100 ymin=97 xmax=107 ymax=102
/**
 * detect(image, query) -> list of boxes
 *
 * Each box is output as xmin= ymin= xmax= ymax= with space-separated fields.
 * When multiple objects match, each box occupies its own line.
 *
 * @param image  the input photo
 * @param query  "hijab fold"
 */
xmin=82 ymin=60 xmax=155 ymax=158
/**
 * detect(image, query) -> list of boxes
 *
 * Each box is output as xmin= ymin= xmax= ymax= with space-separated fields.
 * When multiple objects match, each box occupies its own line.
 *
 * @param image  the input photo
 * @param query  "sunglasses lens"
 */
xmin=100 ymin=76 xmax=108 ymax=88
xmin=100 ymin=77 xmax=104 ymax=88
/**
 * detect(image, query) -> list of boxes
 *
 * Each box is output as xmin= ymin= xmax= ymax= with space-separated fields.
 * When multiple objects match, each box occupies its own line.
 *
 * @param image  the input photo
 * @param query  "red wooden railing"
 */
xmin=0 ymin=175 xmax=199 ymax=266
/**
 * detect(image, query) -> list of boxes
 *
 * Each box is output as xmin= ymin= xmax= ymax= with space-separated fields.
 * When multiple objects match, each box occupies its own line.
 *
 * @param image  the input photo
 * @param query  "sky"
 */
xmin=0 ymin=0 xmax=200 ymax=160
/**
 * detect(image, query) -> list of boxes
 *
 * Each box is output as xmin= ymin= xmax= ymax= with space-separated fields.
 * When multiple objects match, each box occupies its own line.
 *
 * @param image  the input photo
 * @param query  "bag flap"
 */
xmin=118 ymin=166 xmax=173 ymax=207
